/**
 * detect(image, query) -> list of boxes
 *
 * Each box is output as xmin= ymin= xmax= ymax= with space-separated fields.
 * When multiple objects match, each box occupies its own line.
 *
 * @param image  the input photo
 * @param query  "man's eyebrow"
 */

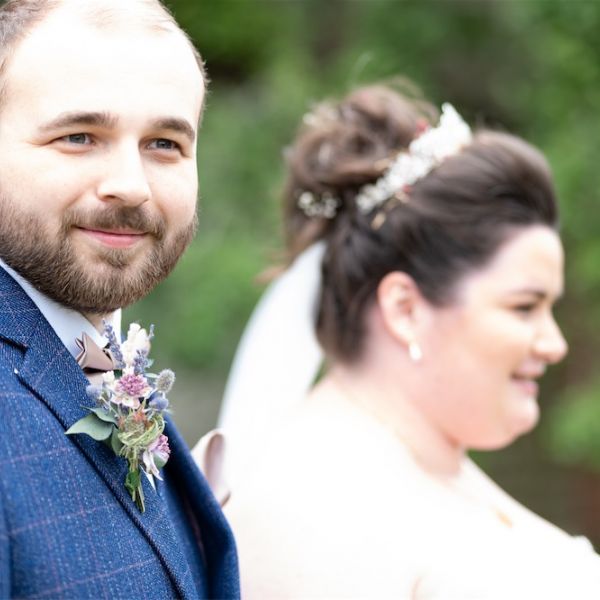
xmin=39 ymin=111 xmax=118 ymax=131
xmin=38 ymin=113 xmax=196 ymax=144
xmin=151 ymin=117 xmax=196 ymax=144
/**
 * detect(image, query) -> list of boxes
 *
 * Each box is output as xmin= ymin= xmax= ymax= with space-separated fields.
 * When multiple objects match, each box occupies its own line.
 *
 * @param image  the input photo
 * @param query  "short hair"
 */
xmin=0 ymin=0 xmax=207 ymax=103
xmin=283 ymin=84 xmax=558 ymax=362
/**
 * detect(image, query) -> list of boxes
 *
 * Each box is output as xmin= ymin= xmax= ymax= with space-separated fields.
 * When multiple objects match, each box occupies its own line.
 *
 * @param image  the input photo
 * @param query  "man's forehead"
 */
xmin=27 ymin=0 xmax=184 ymax=41
xmin=6 ymin=3 xmax=201 ymax=82
xmin=0 ymin=0 xmax=205 ymax=123
xmin=34 ymin=0 xmax=174 ymax=27
xmin=0 ymin=8 xmax=204 ymax=124
xmin=1 ymin=0 xmax=203 ymax=82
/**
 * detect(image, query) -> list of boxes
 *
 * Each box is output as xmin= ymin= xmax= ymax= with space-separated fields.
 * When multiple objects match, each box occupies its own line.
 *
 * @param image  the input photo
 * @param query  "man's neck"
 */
xmin=83 ymin=311 xmax=112 ymax=334
xmin=0 ymin=258 xmax=121 ymax=356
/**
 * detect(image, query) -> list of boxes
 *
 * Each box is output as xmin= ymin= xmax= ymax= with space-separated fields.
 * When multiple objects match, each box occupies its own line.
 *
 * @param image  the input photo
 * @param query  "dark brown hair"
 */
xmin=283 ymin=84 xmax=558 ymax=362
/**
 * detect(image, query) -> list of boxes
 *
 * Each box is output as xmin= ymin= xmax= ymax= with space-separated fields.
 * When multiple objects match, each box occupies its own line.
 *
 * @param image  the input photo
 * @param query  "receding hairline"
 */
xmin=0 ymin=0 xmax=207 ymax=106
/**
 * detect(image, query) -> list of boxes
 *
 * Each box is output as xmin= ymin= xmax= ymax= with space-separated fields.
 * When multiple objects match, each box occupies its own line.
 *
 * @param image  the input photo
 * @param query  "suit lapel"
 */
xmin=0 ymin=269 xmax=196 ymax=599
xmin=167 ymin=421 xmax=241 ymax=599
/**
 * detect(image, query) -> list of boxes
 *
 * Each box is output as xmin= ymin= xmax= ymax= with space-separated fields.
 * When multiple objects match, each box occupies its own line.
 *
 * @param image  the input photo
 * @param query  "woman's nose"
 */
xmin=533 ymin=314 xmax=568 ymax=365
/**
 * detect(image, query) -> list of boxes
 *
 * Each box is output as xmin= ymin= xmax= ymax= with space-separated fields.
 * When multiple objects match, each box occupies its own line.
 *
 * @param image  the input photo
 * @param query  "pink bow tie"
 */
xmin=75 ymin=333 xmax=115 ymax=382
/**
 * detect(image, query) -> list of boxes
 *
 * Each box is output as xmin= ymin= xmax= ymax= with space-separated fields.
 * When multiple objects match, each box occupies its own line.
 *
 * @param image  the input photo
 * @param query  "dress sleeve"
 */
xmin=192 ymin=429 xmax=231 ymax=507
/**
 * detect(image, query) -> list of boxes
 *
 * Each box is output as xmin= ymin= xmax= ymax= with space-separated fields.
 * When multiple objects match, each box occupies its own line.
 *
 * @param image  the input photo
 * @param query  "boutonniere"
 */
xmin=67 ymin=322 xmax=174 ymax=513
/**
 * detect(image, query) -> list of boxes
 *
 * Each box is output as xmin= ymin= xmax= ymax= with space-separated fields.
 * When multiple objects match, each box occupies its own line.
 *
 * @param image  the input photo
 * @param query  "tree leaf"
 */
xmin=66 ymin=414 xmax=113 ymax=441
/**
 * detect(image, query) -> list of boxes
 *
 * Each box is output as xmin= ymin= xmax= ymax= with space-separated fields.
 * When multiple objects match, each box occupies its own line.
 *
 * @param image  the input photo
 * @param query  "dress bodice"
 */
xmin=221 ymin=396 xmax=600 ymax=599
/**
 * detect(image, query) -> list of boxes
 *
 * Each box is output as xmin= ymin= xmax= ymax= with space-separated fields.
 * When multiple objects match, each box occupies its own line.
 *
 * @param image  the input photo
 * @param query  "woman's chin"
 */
xmin=469 ymin=403 xmax=540 ymax=451
xmin=513 ymin=396 xmax=541 ymax=434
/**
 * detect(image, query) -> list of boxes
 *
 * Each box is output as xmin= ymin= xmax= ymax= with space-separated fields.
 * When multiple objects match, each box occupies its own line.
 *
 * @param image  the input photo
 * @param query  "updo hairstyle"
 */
xmin=282 ymin=84 xmax=558 ymax=363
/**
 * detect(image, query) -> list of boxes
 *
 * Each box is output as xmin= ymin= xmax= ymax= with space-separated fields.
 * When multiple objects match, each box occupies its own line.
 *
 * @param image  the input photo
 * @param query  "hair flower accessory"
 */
xmin=297 ymin=103 xmax=472 ymax=219
xmin=355 ymin=103 xmax=472 ymax=213
xmin=67 ymin=322 xmax=175 ymax=513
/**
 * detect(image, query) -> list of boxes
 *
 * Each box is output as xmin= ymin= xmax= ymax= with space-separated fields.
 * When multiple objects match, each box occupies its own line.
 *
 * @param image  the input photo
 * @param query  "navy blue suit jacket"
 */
xmin=0 ymin=267 xmax=240 ymax=599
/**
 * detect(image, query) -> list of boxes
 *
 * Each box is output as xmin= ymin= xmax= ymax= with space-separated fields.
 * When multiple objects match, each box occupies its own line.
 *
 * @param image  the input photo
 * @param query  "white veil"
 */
xmin=195 ymin=242 xmax=326 ymax=484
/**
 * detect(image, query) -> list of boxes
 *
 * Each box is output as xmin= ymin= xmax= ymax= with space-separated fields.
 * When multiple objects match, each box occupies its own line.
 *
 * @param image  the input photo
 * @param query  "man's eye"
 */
xmin=149 ymin=138 xmax=180 ymax=151
xmin=62 ymin=133 xmax=91 ymax=144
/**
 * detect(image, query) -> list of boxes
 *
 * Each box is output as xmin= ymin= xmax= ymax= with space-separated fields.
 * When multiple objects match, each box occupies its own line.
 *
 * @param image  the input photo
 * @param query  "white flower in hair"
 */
xmin=298 ymin=190 xmax=339 ymax=219
xmin=296 ymin=103 xmax=472 ymax=219
xmin=356 ymin=103 xmax=472 ymax=214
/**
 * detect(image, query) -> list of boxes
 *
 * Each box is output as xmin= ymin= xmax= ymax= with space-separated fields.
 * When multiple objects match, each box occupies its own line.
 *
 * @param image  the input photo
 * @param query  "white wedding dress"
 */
xmin=195 ymin=243 xmax=600 ymax=598
xmin=223 ymin=394 xmax=600 ymax=599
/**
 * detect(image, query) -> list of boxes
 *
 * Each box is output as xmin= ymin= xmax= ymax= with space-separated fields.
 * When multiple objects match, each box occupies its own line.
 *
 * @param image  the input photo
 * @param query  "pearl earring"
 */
xmin=408 ymin=341 xmax=423 ymax=363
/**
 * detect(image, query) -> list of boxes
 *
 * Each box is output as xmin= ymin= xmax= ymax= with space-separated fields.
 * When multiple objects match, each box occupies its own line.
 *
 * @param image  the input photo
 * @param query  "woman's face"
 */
xmin=418 ymin=225 xmax=567 ymax=450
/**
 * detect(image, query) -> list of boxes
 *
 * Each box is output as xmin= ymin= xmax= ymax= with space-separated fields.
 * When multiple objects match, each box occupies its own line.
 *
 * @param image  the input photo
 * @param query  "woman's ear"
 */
xmin=376 ymin=271 xmax=423 ymax=347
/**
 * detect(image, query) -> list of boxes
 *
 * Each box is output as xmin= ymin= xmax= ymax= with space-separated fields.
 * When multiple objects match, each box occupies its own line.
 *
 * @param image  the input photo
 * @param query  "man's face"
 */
xmin=0 ymin=9 xmax=205 ymax=314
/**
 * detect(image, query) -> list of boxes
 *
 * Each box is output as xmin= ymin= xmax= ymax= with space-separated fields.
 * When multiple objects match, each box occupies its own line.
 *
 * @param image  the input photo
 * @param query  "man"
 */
xmin=0 ymin=0 xmax=239 ymax=597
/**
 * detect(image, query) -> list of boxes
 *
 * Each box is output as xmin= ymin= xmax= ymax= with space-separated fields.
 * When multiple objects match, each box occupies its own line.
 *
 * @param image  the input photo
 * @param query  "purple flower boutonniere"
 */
xmin=67 ymin=322 xmax=174 ymax=513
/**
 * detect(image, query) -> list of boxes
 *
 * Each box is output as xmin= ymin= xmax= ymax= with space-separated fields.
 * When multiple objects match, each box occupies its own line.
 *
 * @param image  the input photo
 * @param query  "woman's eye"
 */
xmin=150 ymin=138 xmax=180 ymax=151
xmin=514 ymin=303 xmax=537 ymax=314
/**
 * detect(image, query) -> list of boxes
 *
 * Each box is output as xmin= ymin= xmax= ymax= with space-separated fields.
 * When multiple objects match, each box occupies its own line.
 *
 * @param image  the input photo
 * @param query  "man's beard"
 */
xmin=0 ymin=199 xmax=197 ymax=314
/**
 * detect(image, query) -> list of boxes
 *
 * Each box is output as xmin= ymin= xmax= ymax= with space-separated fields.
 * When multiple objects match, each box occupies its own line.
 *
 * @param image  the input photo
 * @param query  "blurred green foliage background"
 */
xmin=126 ymin=0 xmax=600 ymax=542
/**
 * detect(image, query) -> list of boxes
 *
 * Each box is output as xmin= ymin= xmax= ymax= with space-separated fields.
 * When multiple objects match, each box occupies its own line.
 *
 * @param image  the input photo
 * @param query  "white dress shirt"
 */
xmin=0 ymin=258 xmax=121 ymax=358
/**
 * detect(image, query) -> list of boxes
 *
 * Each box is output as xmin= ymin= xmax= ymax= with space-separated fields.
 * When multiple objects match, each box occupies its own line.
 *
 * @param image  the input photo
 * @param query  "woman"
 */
xmin=210 ymin=84 xmax=600 ymax=597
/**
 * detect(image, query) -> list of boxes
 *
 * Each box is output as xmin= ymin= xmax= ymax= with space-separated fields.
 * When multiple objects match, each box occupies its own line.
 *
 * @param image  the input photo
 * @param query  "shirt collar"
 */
xmin=0 ymin=259 xmax=122 ymax=358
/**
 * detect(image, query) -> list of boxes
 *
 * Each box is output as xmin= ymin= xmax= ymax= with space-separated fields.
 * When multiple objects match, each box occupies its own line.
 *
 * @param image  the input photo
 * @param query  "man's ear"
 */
xmin=376 ymin=271 xmax=423 ymax=346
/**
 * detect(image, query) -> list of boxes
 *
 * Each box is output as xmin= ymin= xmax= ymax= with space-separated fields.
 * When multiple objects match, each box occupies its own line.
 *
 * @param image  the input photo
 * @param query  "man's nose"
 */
xmin=533 ymin=314 xmax=568 ymax=365
xmin=96 ymin=143 xmax=151 ymax=206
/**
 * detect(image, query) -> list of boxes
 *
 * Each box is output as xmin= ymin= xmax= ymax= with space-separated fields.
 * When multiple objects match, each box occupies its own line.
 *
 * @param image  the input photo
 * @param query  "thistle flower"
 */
xmin=148 ymin=392 xmax=169 ymax=412
xmin=155 ymin=369 xmax=175 ymax=394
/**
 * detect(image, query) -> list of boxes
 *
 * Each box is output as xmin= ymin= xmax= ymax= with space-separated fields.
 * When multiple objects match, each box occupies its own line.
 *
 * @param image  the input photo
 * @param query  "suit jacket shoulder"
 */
xmin=0 ymin=268 xmax=239 ymax=599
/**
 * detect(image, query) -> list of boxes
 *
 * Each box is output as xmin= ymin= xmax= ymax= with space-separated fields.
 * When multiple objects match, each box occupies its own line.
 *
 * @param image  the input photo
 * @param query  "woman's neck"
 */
xmin=321 ymin=363 xmax=465 ymax=476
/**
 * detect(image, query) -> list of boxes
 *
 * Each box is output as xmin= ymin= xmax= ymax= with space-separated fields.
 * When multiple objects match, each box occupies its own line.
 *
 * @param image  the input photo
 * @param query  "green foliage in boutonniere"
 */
xmin=67 ymin=322 xmax=174 ymax=513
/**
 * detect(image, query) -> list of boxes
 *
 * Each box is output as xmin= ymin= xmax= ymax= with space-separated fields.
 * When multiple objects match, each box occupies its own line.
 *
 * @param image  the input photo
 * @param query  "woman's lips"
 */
xmin=77 ymin=227 xmax=147 ymax=249
xmin=511 ymin=376 xmax=539 ymax=397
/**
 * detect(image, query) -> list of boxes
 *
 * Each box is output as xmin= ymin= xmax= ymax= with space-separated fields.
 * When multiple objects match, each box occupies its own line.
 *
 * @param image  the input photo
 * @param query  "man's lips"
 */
xmin=76 ymin=226 xmax=148 ymax=249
